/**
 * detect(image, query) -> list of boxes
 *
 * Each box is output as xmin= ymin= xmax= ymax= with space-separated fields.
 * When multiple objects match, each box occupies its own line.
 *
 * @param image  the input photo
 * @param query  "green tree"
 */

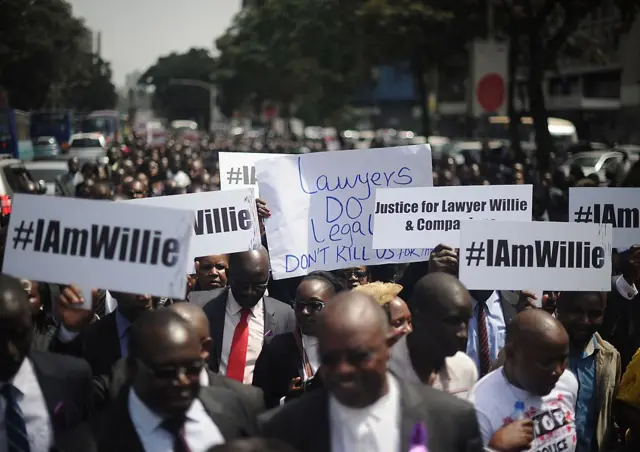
xmin=0 ymin=0 xmax=90 ymax=109
xmin=65 ymin=55 xmax=118 ymax=111
xmin=139 ymin=48 xmax=216 ymax=124
xmin=501 ymin=0 xmax=640 ymax=170
xmin=214 ymin=0 xmax=373 ymax=125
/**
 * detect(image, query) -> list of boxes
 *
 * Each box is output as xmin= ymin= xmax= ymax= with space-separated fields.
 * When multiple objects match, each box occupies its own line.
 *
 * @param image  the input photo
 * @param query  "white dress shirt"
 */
xmin=128 ymin=388 xmax=224 ymax=452
xmin=220 ymin=290 xmax=265 ymax=384
xmin=0 ymin=358 xmax=53 ymax=452
xmin=199 ymin=368 xmax=210 ymax=387
xmin=301 ymin=334 xmax=320 ymax=381
xmin=466 ymin=291 xmax=506 ymax=375
xmin=615 ymin=274 xmax=639 ymax=300
xmin=329 ymin=373 xmax=400 ymax=452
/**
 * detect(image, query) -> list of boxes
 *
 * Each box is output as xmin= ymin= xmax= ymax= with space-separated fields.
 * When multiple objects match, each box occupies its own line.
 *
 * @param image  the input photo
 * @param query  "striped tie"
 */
xmin=2 ymin=384 xmax=31 ymax=452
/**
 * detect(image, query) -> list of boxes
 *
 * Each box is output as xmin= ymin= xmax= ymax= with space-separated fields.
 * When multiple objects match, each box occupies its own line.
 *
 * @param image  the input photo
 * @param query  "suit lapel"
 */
xmin=104 ymin=389 xmax=145 ymax=452
xmin=199 ymin=388 xmax=247 ymax=439
xmin=211 ymin=292 xmax=228 ymax=369
xmin=263 ymin=297 xmax=278 ymax=344
xmin=30 ymin=355 xmax=62 ymax=433
xmin=305 ymin=391 xmax=331 ymax=452
xmin=498 ymin=290 xmax=518 ymax=325
xmin=399 ymin=382 xmax=427 ymax=452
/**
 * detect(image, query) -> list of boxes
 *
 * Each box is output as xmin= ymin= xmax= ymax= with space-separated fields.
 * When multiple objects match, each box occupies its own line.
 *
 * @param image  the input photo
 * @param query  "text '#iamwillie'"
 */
xmin=13 ymin=219 xmax=181 ymax=267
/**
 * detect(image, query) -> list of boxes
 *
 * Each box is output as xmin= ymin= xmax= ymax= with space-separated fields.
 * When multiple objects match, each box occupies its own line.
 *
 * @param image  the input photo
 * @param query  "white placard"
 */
xmin=569 ymin=187 xmax=640 ymax=250
xmin=130 ymin=189 xmax=262 ymax=267
xmin=373 ymin=184 xmax=532 ymax=250
xmin=219 ymin=152 xmax=286 ymax=197
xmin=3 ymin=194 xmax=193 ymax=301
xmin=256 ymin=145 xmax=433 ymax=279
xmin=459 ymin=220 xmax=612 ymax=291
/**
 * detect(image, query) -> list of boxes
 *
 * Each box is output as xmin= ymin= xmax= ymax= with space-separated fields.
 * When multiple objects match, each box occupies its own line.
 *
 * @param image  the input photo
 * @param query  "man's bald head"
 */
xmin=506 ymin=309 xmax=568 ymax=349
xmin=504 ymin=309 xmax=570 ymax=396
xmin=129 ymin=309 xmax=199 ymax=364
xmin=228 ymin=247 xmax=270 ymax=273
xmin=169 ymin=302 xmax=210 ymax=341
xmin=0 ymin=274 xmax=30 ymax=320
xmin=320 ymin=291 xmax=389 ymax=341
xmin=408 ymin=272 xmax=470 ymax=315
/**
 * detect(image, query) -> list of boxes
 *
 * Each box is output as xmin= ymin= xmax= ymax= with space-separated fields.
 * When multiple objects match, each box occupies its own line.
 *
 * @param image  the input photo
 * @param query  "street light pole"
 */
xmin=168 ymin=78 xmax=219 ymax=132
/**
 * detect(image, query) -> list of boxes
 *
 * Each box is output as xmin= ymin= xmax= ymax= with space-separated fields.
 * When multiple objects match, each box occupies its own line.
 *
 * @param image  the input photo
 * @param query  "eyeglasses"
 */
xmin=321 ymin=348 xmax=375 ymax=367
xmin=138 ymin=359 xmax=204 ymax=380
xmin=337 ymin=269 xmax=368 ymax=279
xmin=292 ymin=300 xmax=325 ymax=313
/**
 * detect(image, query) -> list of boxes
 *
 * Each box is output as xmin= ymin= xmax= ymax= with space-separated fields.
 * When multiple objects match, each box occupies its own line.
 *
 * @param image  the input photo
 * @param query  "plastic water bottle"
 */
xmin=513 ymin=401 xmax=526 ymax=421
xmin=409 ymin=422 xmax=429 ymax=452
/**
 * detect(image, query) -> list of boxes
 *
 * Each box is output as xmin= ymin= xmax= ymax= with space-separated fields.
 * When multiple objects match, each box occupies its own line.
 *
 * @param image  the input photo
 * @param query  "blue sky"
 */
xmin=68 ymin=0 xmax=242 ymax=87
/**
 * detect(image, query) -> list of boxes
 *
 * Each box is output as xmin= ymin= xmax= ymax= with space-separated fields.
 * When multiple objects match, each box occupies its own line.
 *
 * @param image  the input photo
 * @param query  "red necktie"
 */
xmin=227 ymin=308 xmax=250 ymax=382
xmin=477 ymin=300 xmax=492 ymax=377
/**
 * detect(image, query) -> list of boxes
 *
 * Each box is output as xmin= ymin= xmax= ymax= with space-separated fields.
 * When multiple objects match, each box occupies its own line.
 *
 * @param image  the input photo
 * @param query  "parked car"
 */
xmin=32 ymin=136 xmax=61 ymax=160
xmin=67 ymin=133 xmax=107 ymax=162
xmin=0 ymin=158 xmax=46 ymax=221
xmin=560 ymin=150 xmax=628 ymax=182
xmin=24 ymin=160 xmax=69 ymax=196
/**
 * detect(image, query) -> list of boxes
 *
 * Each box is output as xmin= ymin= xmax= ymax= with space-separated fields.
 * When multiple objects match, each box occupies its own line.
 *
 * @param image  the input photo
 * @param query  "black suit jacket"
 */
xmin=106 ymin=358 xmax=266 ymax=418
xmin=28 ymin=351 xmax=93 ymax=442
xmin=50 ymin=312 xmax=122 ymax=378
xmin=53 ymin=385 xmax=256 ymax=452
xmin=259 ymin=381 xmax=483 ymax=452
xmin=498 ymin=290 xmax=518 ymax=325
xmin=252 ymin=332 xmax=307 ymax=408
xmin=202 ymin=288 xmax=296 ymax=372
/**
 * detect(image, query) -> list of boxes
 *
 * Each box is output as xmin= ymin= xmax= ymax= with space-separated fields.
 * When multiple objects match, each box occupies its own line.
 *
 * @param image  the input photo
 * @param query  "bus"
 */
xmin=484 ymin=115 xmax=578 ymax=149
xmin=29 ymin=110 xmax=74 ymax=150
xmin=80 ymin=110 xmax=122 ymax=144
xmin=0 ymin=107 xmax=32 ymax=159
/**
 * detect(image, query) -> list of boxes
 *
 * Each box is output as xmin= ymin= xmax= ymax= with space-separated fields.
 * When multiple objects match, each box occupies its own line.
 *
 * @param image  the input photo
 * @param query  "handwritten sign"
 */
xmin=219 ymin=152 xmax=286 ymax=197
xmin=3 ymin=194 xmax=193 ymax=301
xmin=458 ymin=220 xmax=612 ymax=291
xmin=373 ymin=184 xmax=532 ymax=249
xmin=569 ymin=187 xmax=640 ymax=250
xmin=256 ymin=145 xmax=433 ymax=279
xmin=130 ymin=189 xmax=261 ymax=270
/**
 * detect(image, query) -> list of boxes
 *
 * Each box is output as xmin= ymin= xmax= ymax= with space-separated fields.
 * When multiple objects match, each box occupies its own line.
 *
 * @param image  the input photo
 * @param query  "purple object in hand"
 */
xmin=408 ymin=422 xmax=428 ymax=452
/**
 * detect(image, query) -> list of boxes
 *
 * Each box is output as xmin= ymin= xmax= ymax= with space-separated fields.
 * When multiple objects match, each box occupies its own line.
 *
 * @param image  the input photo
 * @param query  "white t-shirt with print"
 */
xmin=469 ymin=368 xmax=578 ymax=452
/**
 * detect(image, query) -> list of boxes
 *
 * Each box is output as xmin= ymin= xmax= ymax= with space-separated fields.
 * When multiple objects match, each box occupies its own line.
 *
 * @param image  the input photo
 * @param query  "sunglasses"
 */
xmin=321 ymin=348 xmax=375 ymax=367
xmin=337 ymin=269 xmax=368 ymax=279
xmin=292 ymin=300 xmax=325 ymax=313
xmin=139 ymin=359 xmax=204 ymax=380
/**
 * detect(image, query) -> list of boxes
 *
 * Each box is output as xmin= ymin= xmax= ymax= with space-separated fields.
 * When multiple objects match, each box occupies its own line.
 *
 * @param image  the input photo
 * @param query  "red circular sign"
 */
xmin=476 ymin=73 xmax=505 ymax=112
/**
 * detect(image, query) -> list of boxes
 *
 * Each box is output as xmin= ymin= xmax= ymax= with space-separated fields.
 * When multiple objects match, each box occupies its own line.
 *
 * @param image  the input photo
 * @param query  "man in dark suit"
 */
xmin=107 ymin=302 xmax=266 ymax=417
xmin=202 ymin=247 xmax=296 ymax=383
xmin=0 ymin=274 xmax=93 ymax=451
xmin=51 ymin=286 xmax=156 ymax=378
xmin=260 ymin=290 xmax=483 ymax=452
xmin=54 ymin=309 xmax=255 ymax=452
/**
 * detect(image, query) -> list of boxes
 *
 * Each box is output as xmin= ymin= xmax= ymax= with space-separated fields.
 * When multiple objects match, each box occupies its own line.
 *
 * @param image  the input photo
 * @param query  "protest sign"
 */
xmin=569 ymin=187 xmax=640 ymax=249
xmin=219 ymin=152 xmax=286 ymax=196
xmin=372 ymin=184 xmax=532 ymax=250
xmin=130 ymin=189 xmax=262 ymax=270
xmin=3 ymin=194 xmax=193 ymax=304
xmin=256 ymin=145 xmax=433 ymax=279
xmin=458 ymin=220 xmax=612 ymax=291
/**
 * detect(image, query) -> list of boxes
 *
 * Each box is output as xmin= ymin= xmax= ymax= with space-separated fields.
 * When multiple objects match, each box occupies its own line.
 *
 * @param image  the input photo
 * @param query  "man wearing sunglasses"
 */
xmin=260 ymin=290 xmax=484 ymax=452
xmin=203 ymin=247 xmax=296 ymax=384
xmin=55 ymin=309 xmax=255 ymax=452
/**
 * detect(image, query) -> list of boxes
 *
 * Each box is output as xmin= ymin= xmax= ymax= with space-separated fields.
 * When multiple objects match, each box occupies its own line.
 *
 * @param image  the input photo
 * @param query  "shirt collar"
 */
xmin=3 ymin=358 xmax=36 ymax=396
xmin=227 ymin=289 xmax=262 ymax=317
xmin=575 ymin=334 xmax=599 ymax=359
xmin=471 ymin=290 xmax=500 ymax=307
xmin=199 ymin=367 xmax=210 ymax=387
xmin=128 ymin=388 xmax=165 ymax=434
xmin=115 ymin=309 xmax=131 ymax=339
xmin=330 ymin=373 xmax=399 ymax=422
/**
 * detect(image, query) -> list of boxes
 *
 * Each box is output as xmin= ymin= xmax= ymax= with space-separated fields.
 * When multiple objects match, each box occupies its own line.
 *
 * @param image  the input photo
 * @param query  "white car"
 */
xmin=67 ymin=133 xmax=107 ymax=162
xmin=24 ymin=160 xmax=69 ymax=196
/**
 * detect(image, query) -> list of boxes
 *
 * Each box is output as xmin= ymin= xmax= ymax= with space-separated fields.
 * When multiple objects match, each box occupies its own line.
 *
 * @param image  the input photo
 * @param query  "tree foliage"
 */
xmin=139 ymin=48 xmax=216 ymax=123
xmin=0 ymin=0 xmax=117 ymax=111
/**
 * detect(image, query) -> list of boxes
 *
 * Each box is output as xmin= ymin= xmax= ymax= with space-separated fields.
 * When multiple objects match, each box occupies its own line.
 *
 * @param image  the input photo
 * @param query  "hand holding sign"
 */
xmin=56 ymin=285 xmax=99 ymax=331
xmin=428 ymin=244 xmax=459 ymax=275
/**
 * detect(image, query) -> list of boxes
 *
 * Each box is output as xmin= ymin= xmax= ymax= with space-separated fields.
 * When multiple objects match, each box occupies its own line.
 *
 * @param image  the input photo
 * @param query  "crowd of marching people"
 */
xmin=0 ymin=130 xmax=640 ymax=452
